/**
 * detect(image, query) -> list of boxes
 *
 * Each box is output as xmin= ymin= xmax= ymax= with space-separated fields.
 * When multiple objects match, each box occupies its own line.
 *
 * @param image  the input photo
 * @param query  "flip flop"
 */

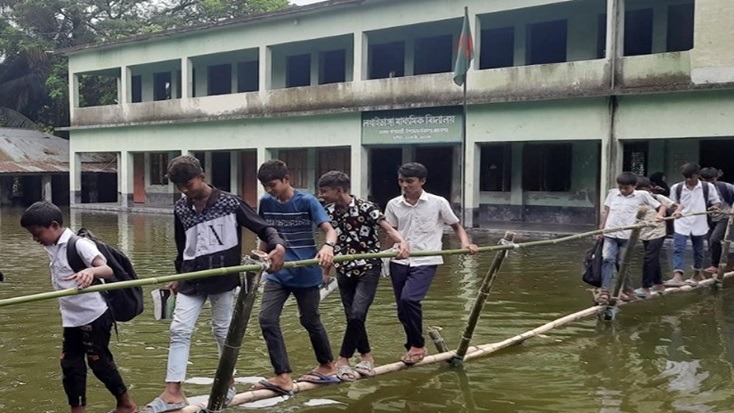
xmin=633 ymin=288 xmax=650 ymax=298
xmin=296 ymin=370 xmax=341 ymax=384
xmin=336 ymin=364 xmax=360 ymax=382
xmin=401 ymin=348 xmax=428 ymax=366
xmin=663 ymin=279 xmax=685 ymax=287
xmin=140 ymin=397 xmax=188 ymax=413
xmin=250 ymin=380 xmax=294 ymax=397
xmin=684 ymin=278 xmax=699 ymax=286
xmin=354 ymin=360 xmax=376 ymax=377
xmin=224 ymin=386 xmax=237 ymax=406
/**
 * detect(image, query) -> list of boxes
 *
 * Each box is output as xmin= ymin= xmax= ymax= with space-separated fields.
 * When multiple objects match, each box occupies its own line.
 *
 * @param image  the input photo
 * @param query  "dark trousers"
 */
xmin=258 ymin=281 xmax=333 ymax=375
xmin=709 ymin=219 xmax=732 ymax=267
xmin=642 ymin=237 xmax=665 ymax=288
xmin=61 ymin=310 xmax=127 ymax=407
xmin=389 ymin=263 xmax=438 ymax=350
xmin=337 ymin=266 xmax=380 ymax=358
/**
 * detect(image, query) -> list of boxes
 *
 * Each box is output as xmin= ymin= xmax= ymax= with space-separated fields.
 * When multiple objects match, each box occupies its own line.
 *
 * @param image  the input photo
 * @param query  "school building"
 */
xmin=61 ymin=0 xmax=734 ymax=227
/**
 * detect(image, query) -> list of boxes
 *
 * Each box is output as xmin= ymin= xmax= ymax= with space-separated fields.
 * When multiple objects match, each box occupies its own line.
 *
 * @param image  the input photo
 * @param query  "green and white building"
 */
xmin=61 ymin=0 xmax=734 ymax=227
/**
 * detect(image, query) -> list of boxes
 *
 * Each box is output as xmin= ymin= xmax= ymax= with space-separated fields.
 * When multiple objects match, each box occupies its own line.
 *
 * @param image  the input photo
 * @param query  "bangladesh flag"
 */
xmin=453 ymin=7 xmax=474 ymax=86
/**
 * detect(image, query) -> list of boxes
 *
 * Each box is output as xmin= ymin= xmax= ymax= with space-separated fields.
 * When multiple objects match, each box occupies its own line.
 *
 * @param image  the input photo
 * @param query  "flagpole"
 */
xmin=461 ymin=58 xmax=468 ymax=226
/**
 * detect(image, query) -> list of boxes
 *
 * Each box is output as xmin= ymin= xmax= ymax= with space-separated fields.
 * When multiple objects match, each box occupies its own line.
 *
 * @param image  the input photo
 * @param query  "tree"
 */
xmin=0 ymin=0 xmax=290 ymax=131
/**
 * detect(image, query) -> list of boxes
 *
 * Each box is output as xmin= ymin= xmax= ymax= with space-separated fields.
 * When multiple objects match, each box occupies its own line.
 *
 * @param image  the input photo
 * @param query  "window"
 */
xmin=597 ymin=14 xmax=607 ymax=59
xmin=150 ymin=153 xmax=169 ymax=185
xmin=319 ymin=49 xmax=346 ymax=84
xmin=624 ymin=8 xmax=653 ymax=56
xmin=526 ymin=20 xmax=567 ymax=65
xmin=480 ymin=27 xmax=515 ymax=69
xmin=131 ymin=75 xmax=142 ymax=103
xmin=279 ymin=149 xmax=308 ymax=189
xmin=286 ymin=54 xmax=311 ymax=88
xmin=414 ymin=35 xmax=453 ymax=75
xmin=667 ymin=3 xmax=694 ymax=52
xmin=623 ymin=142 xmax=648 ymax=176
xmin=522 ymin=144 xmax=571 ymax=191
xmin=237 ymin=61 xmax=259 ymax=92
xmin=480 ymin=144 xmax=512 ymax=191
xmin=369 ymin=42 xmax=405 ymax=79
xmin=153 ymin=72 xmax=171 ymax=101
xmin=208 ymin=64 xmax=232 ymax=96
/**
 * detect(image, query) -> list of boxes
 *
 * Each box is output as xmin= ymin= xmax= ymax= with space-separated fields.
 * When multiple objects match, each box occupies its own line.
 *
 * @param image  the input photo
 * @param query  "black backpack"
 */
xmin=581 ymin=238 xmax=603 ymax=288
xmin=67 ymin=228 xmax=144 ymax=322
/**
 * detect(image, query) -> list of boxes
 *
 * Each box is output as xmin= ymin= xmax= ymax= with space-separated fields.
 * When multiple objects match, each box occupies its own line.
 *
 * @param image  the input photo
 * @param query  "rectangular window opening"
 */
xmin=207 ymin=63 xmax=232 ymax=96
xmin=480 ymin=144 xmax=512 ymax=191
xmin=526 ymin=20 xmax=568 ymax=65
xmin=319 ymin=49 xmax=347 ymax=84
xmin=667 ymin=3 xmax=694 ymax=52
xmin=480 ymin=27 xmax=515 ymax=69
xmin=131 ymin=75 xmax=142 ymax=103
xmin=623 ymin=142 xmax=649 ymax=177
xmin=153 ymin=72 xmax=172 ymax=101
xmin=286 ymin=54 xmax=311 ymax=88
xmin=414 ymin=34 xmax=453 ymax=75
xmin=150 ymin=153 xmax=170 ymax=185
xmin=237 ymin=61 xmax=259 ymax=93
xmin=369 ymin=41 xmax=405 ymax=79
xmin=522 ymin=143 xmax=572 ymax=192
xmin=624 ymin=8 xmax=654 ymax=56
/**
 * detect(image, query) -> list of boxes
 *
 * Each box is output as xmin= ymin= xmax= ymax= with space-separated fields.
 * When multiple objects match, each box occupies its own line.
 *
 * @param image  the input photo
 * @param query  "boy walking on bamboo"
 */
xmin=700 ymin=167 xmax=734 ymax=275
xmin=597 ymin=172 xmax=663 ymax=304
xmin=142 ymin=156 xmax=285 ymax=413
xmin=318 ymin=171 xmax=410 ymax=381
xmin=20 ymin=201 xmax=137 ymax=413
xmin=665 ymin=163 xmax=720 ymax=287
xmin=252 ymin=160 xmax=338 ymax=395
xmin=384 ymin=162 xmax=478 ymax=365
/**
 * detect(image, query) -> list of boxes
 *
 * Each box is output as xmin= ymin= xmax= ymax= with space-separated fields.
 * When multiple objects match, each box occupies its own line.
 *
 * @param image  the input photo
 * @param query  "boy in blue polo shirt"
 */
xmin=252 ymin=160 xmax=338 ymax=396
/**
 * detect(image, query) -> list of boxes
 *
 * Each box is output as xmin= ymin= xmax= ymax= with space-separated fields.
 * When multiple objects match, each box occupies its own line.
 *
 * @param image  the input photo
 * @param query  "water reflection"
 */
xmin=3 ymin=207 xmax=734 ymax=412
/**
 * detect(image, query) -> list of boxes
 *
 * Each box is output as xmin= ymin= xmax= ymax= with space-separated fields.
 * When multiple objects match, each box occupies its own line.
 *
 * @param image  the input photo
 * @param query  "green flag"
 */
xmin=453 ymin=7 xmax=474 ymax=86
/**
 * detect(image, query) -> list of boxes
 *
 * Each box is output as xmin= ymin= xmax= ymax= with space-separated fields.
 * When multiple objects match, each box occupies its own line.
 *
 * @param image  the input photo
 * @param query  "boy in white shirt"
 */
xmin=21 ymin=201 xmax=136 ymax=413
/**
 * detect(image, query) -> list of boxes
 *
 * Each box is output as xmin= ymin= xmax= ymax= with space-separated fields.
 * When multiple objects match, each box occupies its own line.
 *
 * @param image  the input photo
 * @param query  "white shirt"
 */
xmin=603 ymin=189 xmax=661 ymax=239
xmin=670 ymin=181 xmax=721 ymax=236
xmin=45 ymin=228 xmax=108 ymax=327
xmin=385 ymin=191 xmax=460 ymax=266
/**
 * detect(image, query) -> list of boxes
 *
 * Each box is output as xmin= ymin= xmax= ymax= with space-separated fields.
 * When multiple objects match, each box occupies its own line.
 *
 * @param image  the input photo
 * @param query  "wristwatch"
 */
xmin=324 ymin=241 xmax=336 ymax=248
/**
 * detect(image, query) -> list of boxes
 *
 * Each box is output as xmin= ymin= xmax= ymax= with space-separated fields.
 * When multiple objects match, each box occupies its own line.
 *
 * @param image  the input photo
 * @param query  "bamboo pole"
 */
xmin=177 ymin=269 xmax=734 ymax=411
xmin=428 ymin=326 xmax=449 ymax=353
xmin=205 ymin=259 xmax=266 ymax=413
xmin=714 ymin=214 xmax=734 ymax=288
xmin=452 ymin=231 xmax=516 ymax=365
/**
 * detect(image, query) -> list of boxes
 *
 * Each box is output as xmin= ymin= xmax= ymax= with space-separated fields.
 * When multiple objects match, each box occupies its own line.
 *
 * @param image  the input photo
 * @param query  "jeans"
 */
xmin=642 ymin=237 xmax=665 ymax=288
xmin=166 ymin=289 xmax=234 ymax=382
xmin=601 ymin=237 xmax=629 ymax=292
xmin=258 ymin=281 xmax=333 ymax=375
xmin=337 ymin=266 xmax=380 ymax=358
xmin=673 ymin=232 xmax=705 ymax=274
xmin=389 ymin=263 xmax=438 ymax=350
xmin=61 ymin=310 xmax=127 ymax=407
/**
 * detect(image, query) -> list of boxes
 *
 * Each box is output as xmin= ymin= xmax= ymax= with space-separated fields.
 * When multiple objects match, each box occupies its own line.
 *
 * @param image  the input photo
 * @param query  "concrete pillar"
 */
xmin=119 ymin=151 xmax=134 ymax=207
xmin=404 ymin=36 xmax=415 ymax=76
xmin=472 ymin=13 xmax=481 ymax=70
xmin=310 ymin=51 xmax=319 ymax=86
xmin=181 ymin=57 xmax=192 ymax=98
xmin=259 ymin=46 xmax=272 ymax=91
xmin=510 ymin=142 xmax=524 ymax=207
xmin=464 ymin=142 xmax=480 ymax=228
xmin=119 ymin=66 xmax=131 ymax=104
xmin=306 ymin=147 xmax=317 ymax=192
xmin=353 ymin=32 xmax=367 ymax=82
xmin=69 ymin=73 xmax=79 ymax=123
xmin=350 ymin=144 xmax=367 ymax=198
xmin=256 ymin=147 xmax=272 ymax=201
xmin=204 ymin=152 xmax=213 ymax=182
xmin=691 ymin=0 xmax=734 ymax=84
xmin=230 ymin=151 xmax=240 ymax=196
xmin=514 ymin=22 xmax=526 ymax=66
xmin=71 ymin=152 xmax=82 ymax=205
xmin=41 ymin=175 xmax=52 ymax=202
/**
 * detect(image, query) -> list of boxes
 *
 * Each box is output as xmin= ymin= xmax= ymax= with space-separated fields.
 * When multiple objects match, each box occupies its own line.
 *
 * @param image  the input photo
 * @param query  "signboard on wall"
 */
xmin=361 ymin=106 xmax=462 ymax=145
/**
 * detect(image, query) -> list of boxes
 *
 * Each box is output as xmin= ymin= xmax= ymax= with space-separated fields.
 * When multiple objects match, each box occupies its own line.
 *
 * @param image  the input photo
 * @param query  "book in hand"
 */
xmin=151 ymin=288 xmax=176 ymax=320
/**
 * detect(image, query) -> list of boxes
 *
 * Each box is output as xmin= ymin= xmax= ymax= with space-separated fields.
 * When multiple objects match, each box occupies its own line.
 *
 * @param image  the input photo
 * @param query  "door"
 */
xmin=133 ymin=153 xmax=145 ymax=203
xmin=415 ymin=145 xmax=453 ymax=201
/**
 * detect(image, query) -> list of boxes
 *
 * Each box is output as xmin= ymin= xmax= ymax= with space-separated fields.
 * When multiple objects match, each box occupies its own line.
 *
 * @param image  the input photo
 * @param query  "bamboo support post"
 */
xmin=428 ymin=326 xmax=449 ymax=353
xmin=451 ymin=231 xmax=516 ymax=366
xmin=603 ymin=208 xmax=646 ymax=320
xmin=714 ymin=214 xmax=734 ymax=288
xmin=204 ymin=256 xmax=267 ymax=413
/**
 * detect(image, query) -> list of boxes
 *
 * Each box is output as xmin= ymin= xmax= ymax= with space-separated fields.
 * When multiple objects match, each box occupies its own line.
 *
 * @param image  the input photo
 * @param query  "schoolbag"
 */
xmin=673 ymin=181 xmax=711 ymax=207
xmin=581 ymin=238 xmax=603 ymax=288
xmin=67 ymin=228 xmax=144 ymax=322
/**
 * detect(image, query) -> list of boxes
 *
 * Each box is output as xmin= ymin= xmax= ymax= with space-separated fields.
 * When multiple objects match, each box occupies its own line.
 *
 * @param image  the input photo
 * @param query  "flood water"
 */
xmin=2 ymin=207 xmax=734 ymax=412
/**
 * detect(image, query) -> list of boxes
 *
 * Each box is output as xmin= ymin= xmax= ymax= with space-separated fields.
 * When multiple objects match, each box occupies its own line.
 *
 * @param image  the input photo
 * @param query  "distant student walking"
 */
xmin=634 ymin=177 xmax=675 ymax=298
xmin=700 ymin=167 xmax=734 ymax=275
xmin=318 ymin=170 xmax=410 ymax=381
xmin=21 ymin=201 xmax=137 ymax=413
xmin=665 ymin=163 xmax=720 ymax=287
xmin=384 ymin=162 xmax=478 ymax=365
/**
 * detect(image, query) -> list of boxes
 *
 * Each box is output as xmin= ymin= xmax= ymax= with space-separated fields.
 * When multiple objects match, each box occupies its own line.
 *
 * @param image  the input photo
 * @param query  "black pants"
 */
xmin=337 ymin=266 xmax=380 ymax=358
xmin=709 ymin=219 xmax=733 ymax=267
xmin=258 ymin=281 xmax=333 ymax=375
xmin=642 ymin=237 xmax=665 ymax=288
xmin=389 ymin=263 xmax=438 ymax=350
xmin=61 ymin=310 xmax=127 ymax=407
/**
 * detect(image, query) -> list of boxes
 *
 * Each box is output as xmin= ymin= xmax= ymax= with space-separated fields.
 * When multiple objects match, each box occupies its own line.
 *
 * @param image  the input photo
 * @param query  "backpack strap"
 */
xmin=66 ymin=234 xmax=86 ymax=273
xmin=674 ymin=182 xmax=711 ymax=206
xmin=703 ymin=181 xmax=710 ymax=206
xmin=674 ymin=183 xmax=682 ymax=203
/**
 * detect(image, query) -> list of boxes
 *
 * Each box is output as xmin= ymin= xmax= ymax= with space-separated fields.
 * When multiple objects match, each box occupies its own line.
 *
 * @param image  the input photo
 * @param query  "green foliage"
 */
xmin=0 ymin=0 xmax=290 ymax=131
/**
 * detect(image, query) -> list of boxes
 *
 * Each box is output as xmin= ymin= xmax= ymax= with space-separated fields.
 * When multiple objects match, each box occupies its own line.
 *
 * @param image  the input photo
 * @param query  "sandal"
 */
xmin=401 ymin=348 xmax=428 ymax=366
xmin=336 ymin=364 xmax=360 ymax=382
xmin=595 ymin=291 xmax=611 ymax=306
xmin=354 ymin=360 xmax=376 ymax=377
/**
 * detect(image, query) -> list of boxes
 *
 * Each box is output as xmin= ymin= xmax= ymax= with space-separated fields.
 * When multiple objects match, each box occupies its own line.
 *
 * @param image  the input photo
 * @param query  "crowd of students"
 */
xmin=596 ymin=162 xmax=734 ymax=305
xmin=19 ymin=156 xmax=477 ymax=413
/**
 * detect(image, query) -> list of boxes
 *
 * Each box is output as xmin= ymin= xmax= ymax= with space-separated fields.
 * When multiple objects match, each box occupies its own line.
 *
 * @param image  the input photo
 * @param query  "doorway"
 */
xmin=369 ymin=148 xmax=402 ymax=210
xmin=415 ymin=145 xmax=453 ymax=201
xmin=700 ymin=139 xmax=734 ymax=183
